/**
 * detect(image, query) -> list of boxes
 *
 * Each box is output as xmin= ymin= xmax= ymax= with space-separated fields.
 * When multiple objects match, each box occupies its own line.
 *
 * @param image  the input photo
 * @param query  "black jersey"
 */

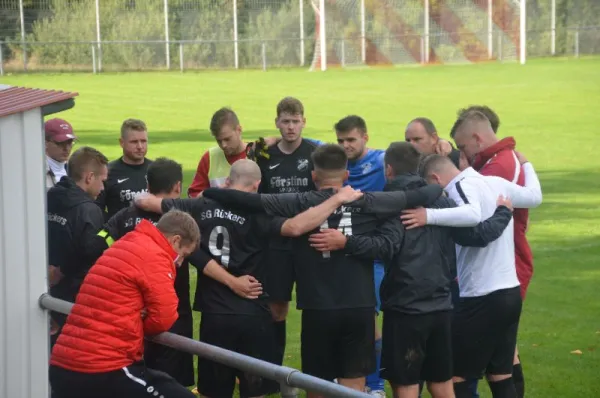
xmin=96 ymin=157 xmax=152 ymax=220
xmin=103 ymin=205 xmax=192 ymax=316
xmin=161 ymin=198 xmax=285 ymax=316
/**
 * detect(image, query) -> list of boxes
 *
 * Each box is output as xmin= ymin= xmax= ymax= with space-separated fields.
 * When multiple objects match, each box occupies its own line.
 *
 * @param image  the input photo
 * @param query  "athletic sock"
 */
xmin=273 ymin=320 xmax=286 ymax=366
xmin=512 ymin=363 xmax=524 ymax=398
xmin=454 ymin=381 xmax=473 ymax=398
xmin=366 ymin=338 xmax=385 ymax=391
xmin=488 ymin=378 xmax=517 ymax=398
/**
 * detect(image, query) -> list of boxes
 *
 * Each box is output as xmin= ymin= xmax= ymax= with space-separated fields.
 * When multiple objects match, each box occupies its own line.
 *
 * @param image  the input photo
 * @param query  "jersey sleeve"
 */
xmin=256 ymin=214 xmax=287 ymax=237
xmin=344 ymin=217 xmax=403 ymax=264
xmin=187 ymin=247 xmax=213 ymax=273
xmin=359 ymin=184 xmax=442 ymax=215
xmin=493 ymin=163 xmax=542 ymax=208
xmin=451 ymin=206 xmax=513 ymax=247
xmin=425 ymin=179 xmax=483 ymax=227
xmin=306 ymin=138 xmax=326 ymax=146
xmin=187 ymin=152 xmax=210 ymax=198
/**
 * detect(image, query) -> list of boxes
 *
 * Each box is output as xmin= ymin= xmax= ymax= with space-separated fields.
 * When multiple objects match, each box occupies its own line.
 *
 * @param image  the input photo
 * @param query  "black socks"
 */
xmin=513 ymin=363 xmax=524 ymax=398
xmin=489 ymin=378 xmax=517 ymax=398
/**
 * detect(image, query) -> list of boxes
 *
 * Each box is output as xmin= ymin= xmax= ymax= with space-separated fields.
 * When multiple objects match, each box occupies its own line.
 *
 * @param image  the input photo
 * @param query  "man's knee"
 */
xmin=269 ymin=301 xmax=289 ymax=322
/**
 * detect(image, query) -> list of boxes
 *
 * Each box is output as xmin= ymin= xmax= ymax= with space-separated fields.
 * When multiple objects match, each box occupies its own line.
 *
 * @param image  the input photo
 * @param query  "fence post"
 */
xmin=498 ymin=33 xmax=503 ymax=61
xmin=574 ymin=28 xmax=579 ymax=58
xmin=299 ymin=0 xmax=305 ymax=66
xmin=488 ymin=0 xmax=493 ymax=59
xmin=319 ymin=0 xmax=326 ymax=71
xmin=341 ymin=39 xmax=345 ymax=68
xmin=164 ymin=0 xmax=170 ymax=70
xmin=420 ymin=36 xmax=425 ymax=64
xmin=19 ymin=0 xmax=27 ymax=71
xmin=95 ymin=0 xmax=102 ymax=72
xmin=360 ymin=0 xmax=365 ymax=63
xmin=179 ymin=43 xmax=184 ymax=72
xmin=233 ymin=0 xmax=239 ymax=69
xmin=0 ymin=42 xmax=4 ymax=76
xmin=551 ymin=0 xmax=556 ymax=55
xmin=280 ymin=382 xmax=299 ymax=398
xmin=261 ymin=42 xmax=267 ymax=71
xmin=424 ymin=0 xmax=429 ymax=63
xmin=519 ymin=0 xmax=526 ymax=64
xmin=92 ymin=44 xmax=97 ymax=74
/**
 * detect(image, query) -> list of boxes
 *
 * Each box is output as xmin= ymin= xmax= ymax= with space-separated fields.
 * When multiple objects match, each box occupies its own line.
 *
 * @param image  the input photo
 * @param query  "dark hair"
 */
xmin=456 ymin=105 xmax=500 ymax=133
xmin=418 ymin=154 xmax=454 ymax=178
xmin=385 ymin=142 xmax=421 ymax=176
xmin=334 ymin=115 xmax=367 ymax=135
xmin=156 ymin=209 xmax=201 ymax=249
xmin=276 ymin=97 xmax=304 ymax=117
xmin=408 ymin=117 xmax=437 ymax=135
xmin=146 ymin=157 xmax=183 ymax=195
xmin=120 ymin=118 xmax=147 ymax=138
xmin=311 ymin=144 xmax=348 ymax=171
xmin=67 ymin=146 xmax=108 ymax=181
xmin=210 ymin=107 xmax=239 ymax=136
xmin=450 ymin=110 xmax=491 ymax=138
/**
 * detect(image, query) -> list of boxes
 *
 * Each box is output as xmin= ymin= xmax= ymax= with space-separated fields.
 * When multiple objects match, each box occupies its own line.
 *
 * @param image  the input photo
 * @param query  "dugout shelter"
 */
xmin=0 ymin=84 xmax=77 ymax=398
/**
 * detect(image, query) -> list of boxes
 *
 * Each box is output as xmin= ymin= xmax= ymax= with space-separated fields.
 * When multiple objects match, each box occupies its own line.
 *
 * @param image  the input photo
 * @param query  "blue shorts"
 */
xmin=374 ymin=261 xmax=385 ymax=314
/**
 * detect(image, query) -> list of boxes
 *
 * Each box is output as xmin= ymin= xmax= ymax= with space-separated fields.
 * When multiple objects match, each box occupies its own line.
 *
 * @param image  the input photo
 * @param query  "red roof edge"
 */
xmin=0 ymin=86 xmax=79 ymax=118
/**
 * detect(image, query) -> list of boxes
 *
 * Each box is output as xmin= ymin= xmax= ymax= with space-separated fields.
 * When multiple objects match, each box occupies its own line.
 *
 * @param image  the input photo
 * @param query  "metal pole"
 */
xmin=300 ymin=0 xmax=305 ymax=66
xmin=551 ymin=0 xmax=556 ymax=55
xmin=575 ymin=29 xmax=579 ymax=58
xmin=0 ymin=42 xmax=4 ymax=76
xmin=498 ymin=33 xmax=503 ymax=61
xmin=280 ymin=381 xmax=299 ymax=398
xmin=95 ymin=0 xmax=102 ymax=71
xmin=319 ymin=0 xmax=326 ymax=71
xmin=341 ymin=39 xmax=345 ymax=68
xmin=164 ymin=0 xmax=170 ymax=69
xmin=262 ymin=42 xmax=267 ymax=71
xmin=420 ymin=36 xmax=424 ymax=64
xmin=360 ymin=0 xmax=365 ymax=63
xmin=424 ymin=0 xmax=430 ymax=63
xmin=519 ymin=0 xmax=526 ymax=64
xmin=488 ymin=0 xmax=493 ymax=59
xmin=179 ymin=43 xmax=184 ymax=72
xmin=92 ymin=44 xmax=97 ymax=74
xmin=233 ymin=0 xmax=239 ymax=69
xmin=19 ymin=0 xmax=27 ymax=71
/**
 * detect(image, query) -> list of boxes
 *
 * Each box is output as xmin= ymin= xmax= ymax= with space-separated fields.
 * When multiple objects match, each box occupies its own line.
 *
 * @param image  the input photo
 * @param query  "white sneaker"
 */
xmin=369 ymin=390 xmax=387 ymax=398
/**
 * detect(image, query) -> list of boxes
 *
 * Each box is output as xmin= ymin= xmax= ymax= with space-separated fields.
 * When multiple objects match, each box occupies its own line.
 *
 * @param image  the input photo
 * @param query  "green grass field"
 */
xmin=3 ymin=57 xmax=600 ymax=397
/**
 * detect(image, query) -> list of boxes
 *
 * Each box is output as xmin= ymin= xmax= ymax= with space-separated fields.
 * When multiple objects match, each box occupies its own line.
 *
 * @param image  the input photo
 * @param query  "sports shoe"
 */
xmin=369 ymin=389 xmax=387 ymax=397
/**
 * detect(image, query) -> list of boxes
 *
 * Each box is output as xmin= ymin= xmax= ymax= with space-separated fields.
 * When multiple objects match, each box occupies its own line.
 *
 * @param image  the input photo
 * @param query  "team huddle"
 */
xmin=45 ymin=98 xmax=542 ymax=398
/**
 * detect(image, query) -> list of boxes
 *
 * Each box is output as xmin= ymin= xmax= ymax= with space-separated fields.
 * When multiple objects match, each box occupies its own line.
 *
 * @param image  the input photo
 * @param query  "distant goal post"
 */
xmin=309 ymin=0 xmax=526 ymax=71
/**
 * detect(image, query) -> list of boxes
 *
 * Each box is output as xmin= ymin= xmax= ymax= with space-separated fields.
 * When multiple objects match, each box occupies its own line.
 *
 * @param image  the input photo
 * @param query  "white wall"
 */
xmin=0 ymin=108 xmax=50 ymax=398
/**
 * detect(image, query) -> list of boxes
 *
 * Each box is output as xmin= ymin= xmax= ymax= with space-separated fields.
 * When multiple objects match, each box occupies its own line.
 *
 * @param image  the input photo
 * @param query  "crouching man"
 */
xmin=49 ymin=210 xmax=200 ymax=398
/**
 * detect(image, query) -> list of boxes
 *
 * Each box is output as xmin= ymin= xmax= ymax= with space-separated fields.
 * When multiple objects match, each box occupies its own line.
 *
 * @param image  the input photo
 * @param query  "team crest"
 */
xmin=297 ymin=158 xmax=309 ymax=171
xmin=361 ymin=162 xmax=372 ymax=174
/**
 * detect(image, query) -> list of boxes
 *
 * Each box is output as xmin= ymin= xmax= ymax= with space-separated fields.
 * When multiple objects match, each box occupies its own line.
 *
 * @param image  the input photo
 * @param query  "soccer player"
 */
xmin=188 ymin=107 xmax=249 ymax=197
xmin=49 ymin=210 xmax=200 ymax=398
xmin=403 ymin=154 xmax=542 ymax=398
xmin=309 ymin=142 xmax=514 ymax=398
xmin=95 ymin=118 xmax=152 ymax=220
xmin=451 ymin=108 xmax=528 ymax=397
xmin=47 ymin=146 xmax=108 ymax=344
xmin=255 ymin=97 xmax=318 ymax=371
xmin=136 ymin=158 xmax=364 ymax=398
xmin=202 ymin=145 xmax=444 ymax=395
xmin=94 ymin=157 xmax=195 ymax=387
xmin=45 ymin=118 xmax=77 ymax=190
xmin=405 ymin=117 xmax=461 ymax=167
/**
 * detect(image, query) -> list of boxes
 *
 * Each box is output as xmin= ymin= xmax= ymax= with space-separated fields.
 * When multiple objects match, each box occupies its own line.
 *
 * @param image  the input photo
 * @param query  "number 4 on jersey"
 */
xmin=320 ymin=212 xmax=353 ymax=258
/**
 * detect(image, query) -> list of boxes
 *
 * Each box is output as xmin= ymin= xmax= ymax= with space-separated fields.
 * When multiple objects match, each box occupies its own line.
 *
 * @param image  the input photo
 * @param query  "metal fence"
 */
xmin=0 ymin=0 xmax=599 ymax=73
xmin=38 ymin=293 xmax=371 ymax=398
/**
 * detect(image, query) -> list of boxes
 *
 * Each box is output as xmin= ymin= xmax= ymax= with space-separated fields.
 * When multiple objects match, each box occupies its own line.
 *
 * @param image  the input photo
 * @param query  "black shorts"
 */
xmin=197 ymin=313 xmax=279 ymax=397
xmin=264 ymin=248 xmax=295 ymax=302
xmin=145 ymin=311 xmax=195 ymax=387
xmin=453 ymin=286 xmax=522 ymax=378
xmin=50 ymin=363 xmax=195 ymax=398
xmin=381 ymin=310 xmax=453 ymax=386
xmin=301 ymin=308 xmax=375 ymax=381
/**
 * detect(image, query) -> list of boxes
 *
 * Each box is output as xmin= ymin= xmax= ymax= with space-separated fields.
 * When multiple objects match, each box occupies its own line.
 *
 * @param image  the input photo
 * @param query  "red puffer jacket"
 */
xmin=50 ymin=219 xmax=179 ymax=373
xmin=472 ymin=137 xmax=533 ymax=300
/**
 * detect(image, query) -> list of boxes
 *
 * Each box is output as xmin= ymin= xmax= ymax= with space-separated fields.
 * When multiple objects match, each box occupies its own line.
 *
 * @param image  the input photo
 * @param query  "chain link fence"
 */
xmin=0 ymin=0 xmax=598 ymax=73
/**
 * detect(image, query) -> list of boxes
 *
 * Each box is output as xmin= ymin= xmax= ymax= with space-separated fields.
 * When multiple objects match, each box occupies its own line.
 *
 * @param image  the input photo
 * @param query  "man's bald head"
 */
xmin=418 ymin=154 xmax=460 ymax=188
xmin=227 ymin=159 xmax=262 ymax=191
xmin=450 ymin=110 xmax=498 ymax=163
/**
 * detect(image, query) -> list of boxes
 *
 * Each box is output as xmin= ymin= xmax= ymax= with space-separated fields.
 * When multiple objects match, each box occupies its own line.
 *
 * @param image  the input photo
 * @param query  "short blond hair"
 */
xmin=156 ymin=210 xmax=200 ymax=249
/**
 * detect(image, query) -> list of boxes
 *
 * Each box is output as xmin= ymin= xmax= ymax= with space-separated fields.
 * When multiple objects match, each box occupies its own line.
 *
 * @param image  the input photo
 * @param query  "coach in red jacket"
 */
xmin=451 ymin=107 xmax=532 ymax=398
xmin=49 ymin=210 xmax=200 ymax=398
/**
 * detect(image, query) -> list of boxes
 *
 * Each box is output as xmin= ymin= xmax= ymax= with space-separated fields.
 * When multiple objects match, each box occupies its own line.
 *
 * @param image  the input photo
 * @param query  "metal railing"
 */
xmin=38 ymin=293 xmax=370 ymax=398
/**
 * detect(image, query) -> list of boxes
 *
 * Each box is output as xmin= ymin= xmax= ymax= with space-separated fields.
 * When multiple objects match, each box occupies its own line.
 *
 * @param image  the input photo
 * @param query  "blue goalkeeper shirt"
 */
xmin=345 ymin=149 xmax=386 ymax=192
